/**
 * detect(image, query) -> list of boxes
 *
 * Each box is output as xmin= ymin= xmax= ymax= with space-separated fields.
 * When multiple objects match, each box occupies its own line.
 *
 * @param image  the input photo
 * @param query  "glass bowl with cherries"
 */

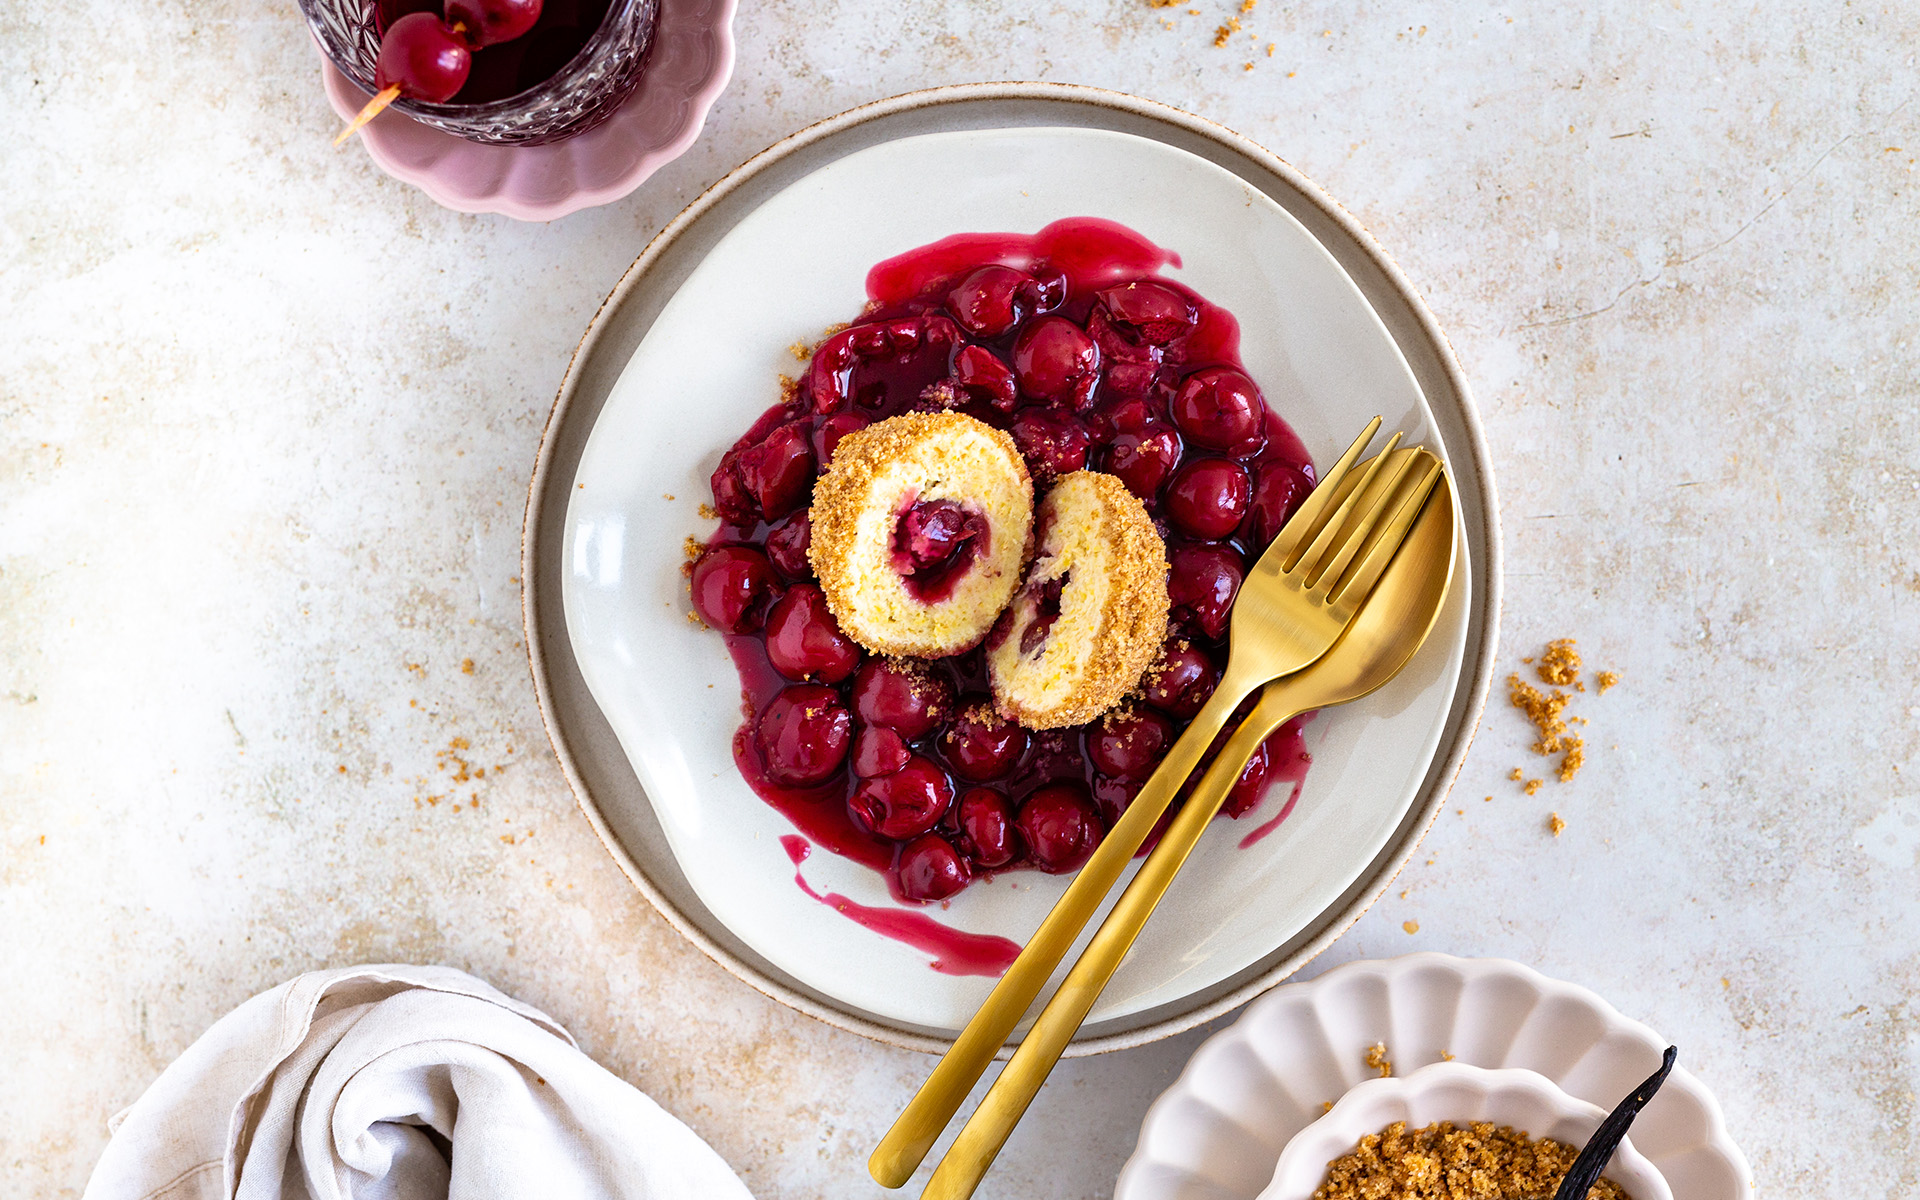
xmin=299 ymin=0 xmax=657 ymax=145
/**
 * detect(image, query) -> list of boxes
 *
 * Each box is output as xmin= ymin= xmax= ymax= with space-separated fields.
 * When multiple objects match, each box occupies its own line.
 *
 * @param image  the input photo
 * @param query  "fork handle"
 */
xmin=867 ymin=663 xmax=1265 ymax=1188
xmin=922 ymin=682 xmax=1304 ymax=1200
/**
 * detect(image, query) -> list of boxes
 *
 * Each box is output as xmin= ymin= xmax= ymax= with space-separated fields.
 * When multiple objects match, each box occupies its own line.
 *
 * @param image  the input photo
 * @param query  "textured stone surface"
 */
xmin=3 ymin=2 xmax=1917 ymax=1196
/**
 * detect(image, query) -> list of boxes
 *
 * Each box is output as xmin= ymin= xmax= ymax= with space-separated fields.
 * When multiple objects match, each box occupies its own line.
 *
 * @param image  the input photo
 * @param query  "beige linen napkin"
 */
xmin=83 ymin=964 xmax=754 ymax=1200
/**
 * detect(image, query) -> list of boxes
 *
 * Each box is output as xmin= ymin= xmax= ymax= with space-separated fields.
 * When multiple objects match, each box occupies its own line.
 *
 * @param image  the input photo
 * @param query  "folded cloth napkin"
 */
xmin=83 ymin=964 xmax=754 ymax=1200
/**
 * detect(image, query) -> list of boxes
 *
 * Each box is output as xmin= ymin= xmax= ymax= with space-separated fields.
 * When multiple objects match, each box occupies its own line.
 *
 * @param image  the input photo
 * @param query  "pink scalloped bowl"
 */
xmin=319 ymin=0 xmax=737 ymax=221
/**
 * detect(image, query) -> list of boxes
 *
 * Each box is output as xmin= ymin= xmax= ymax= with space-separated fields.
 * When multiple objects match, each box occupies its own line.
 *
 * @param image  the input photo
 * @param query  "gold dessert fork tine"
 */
xmin=921 ymin=452 xmax=1452 ymax=1200
xmin=868 ymin=419 xmax=1415 ymax=1190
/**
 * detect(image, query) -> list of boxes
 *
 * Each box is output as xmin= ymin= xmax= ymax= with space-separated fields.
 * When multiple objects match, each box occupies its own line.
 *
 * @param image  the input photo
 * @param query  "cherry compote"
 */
xmin=692 ymin=218 xmax=1319 ymax=902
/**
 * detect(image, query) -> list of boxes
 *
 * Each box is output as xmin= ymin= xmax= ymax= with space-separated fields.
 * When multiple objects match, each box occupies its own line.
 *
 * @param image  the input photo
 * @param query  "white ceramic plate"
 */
xmin=559 ymin=126 xmax=1472 ymax=1033
xmin=1116 ymin=954 xmax=1753 ymax=1200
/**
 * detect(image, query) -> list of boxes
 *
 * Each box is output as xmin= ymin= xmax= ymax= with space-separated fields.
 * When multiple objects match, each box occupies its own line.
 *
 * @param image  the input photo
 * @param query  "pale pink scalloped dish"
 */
xmin=320 ymin=0 xmax=737 ymax=221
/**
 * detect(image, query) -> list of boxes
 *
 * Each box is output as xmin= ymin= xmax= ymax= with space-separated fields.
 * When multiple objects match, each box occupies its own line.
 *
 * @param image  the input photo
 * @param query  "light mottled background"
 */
xmin=3 ymin=1 xmax=1917 ymax=1196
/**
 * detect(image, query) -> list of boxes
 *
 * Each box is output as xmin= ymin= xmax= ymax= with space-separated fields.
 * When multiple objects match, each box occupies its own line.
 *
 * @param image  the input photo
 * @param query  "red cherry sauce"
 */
xmin=378 ymin=0 xmax=612 ymax=103
xmin=781 ymin=837 xmax=1022 ymax=976
xmin=1237 ymin=713 xmax=1316 ymax=849
xmin=700 ymin=216 xmax=1319 ymax=915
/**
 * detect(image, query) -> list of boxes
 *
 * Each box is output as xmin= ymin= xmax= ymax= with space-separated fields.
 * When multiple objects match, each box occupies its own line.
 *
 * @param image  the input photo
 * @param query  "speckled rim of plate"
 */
xmin=520 ymin=82 xmax=1504 ymax=1057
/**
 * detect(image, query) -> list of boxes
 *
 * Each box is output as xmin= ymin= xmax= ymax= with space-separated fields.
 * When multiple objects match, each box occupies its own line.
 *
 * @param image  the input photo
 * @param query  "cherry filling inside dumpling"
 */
xmin=987 ymin=470 xmax=1170 ymax=730
xmin=809 ymin=412 xmax=1034 ymax=658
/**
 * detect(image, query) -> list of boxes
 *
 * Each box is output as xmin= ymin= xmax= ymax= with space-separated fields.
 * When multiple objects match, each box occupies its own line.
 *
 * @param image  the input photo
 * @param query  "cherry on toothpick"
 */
xmin=333 ymin=0 xmax=546 ymax=146
xmin=334 ymin=12 xmax=472 ymax=145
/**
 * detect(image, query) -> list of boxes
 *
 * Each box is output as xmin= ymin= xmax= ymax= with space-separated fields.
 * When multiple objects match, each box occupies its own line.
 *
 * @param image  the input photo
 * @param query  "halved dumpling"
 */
xmin=810 ymin=412 xmax=1034 ymax=658
xmin=988 ymin=470 xmax=1170 ymax=730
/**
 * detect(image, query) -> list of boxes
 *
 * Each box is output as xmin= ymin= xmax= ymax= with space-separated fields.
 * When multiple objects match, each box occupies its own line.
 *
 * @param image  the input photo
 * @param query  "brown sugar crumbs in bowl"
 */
xmin=1312 ymin=1121 xmax=1632 ymax=1200
xmin=685 ymin=217 xmax=1319 ymax=903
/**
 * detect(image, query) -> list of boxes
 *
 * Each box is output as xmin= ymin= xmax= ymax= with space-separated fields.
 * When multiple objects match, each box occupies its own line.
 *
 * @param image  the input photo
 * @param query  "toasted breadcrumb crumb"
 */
xmin=1440 ymin=1050 xmax=1455 ymax=1062
xmin=1597 ymin=670 xmax=1621 ymax=693
xmin=1365 ymin=1043 xmax=1393 ymax=1077
xmin=788 ymin=340 xmax=810 ymax=361
xmin=1214 ymin=18 xmax=1239 ymax=45
xmin=1537 ymin=638 xmax=1581 ymax=686
xmin=1549 ymin=812 xmax=1566 ymax=836
xmin=1557 ymin=737 xmax=1585 ymax=782
xmin=684 ymin=537 xmax=703 ymax=562
xmin=1508 ymin=670 xmax=1584 ymax=784
xmin=1524 ymin=778 xmax=1543 ymax=795
xmin=1508 ymin=767 xmax=1523 ymax=781
xmin=1402 ymin=919 xmax=1420 ymax=934
xmin=1323 ymin=1100 xmax=1335 ymax=1114
xmin=1311 ymin=1120 xmax=1629 ymax=1200
xmin=698 ymin=503 xmax=719 ymax=520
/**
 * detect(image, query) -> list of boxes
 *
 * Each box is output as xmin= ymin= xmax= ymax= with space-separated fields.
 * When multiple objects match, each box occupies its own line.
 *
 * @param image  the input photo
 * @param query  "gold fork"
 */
xmin=922 ymin=450 xmax=1448 ymax=1200
xmin=869 ymin=418 xmax=1431 ymax=1188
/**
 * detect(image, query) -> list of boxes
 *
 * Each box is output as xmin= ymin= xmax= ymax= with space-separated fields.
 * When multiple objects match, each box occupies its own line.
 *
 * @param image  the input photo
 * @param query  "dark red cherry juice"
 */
xmin=378 ymin=0 xmax=612 ymax=103
xmin=690 ymin=217 xmax=1318 ymax=904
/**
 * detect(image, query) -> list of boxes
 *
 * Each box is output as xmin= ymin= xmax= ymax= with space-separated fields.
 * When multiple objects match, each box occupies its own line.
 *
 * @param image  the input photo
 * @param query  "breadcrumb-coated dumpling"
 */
xmin=987 ymin=471 xmax=1169 ymax=730
xmin=809 ymin=412 xmax=1034 ymax=658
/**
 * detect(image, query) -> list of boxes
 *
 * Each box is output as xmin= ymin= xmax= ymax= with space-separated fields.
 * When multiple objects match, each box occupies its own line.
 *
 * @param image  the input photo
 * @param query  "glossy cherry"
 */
xmin=895 ymin=500 xmax=979 ymax=572
xmin=688 ymin=545 xmax=778 ymax=634
xmin=1141 ymin=633 xmax=1220 ymax=718
xmin=852 ymin=725 xmax=911 ymax=778
xmin=939 ymin=700 xmax=1029 ymax=782
xmin=763 ymin=584 xmax=861 ymax=684
xmin=1090 ymin=774 xmax=1140 ymax=828
xmin=733 ymin=422 xmax=816 ymax=521
xmin=1165 ymin=457 xmax=1252 ymax=540
xmin=1223 ymin=739 xmax=1272 ymax=818
xmin=444 ymin=0 xmax=543 ymax=45
xmin=764 ymin=510 xmax=813 ymax=579
xmin=850 ymin=658 xmax=953 ymax=740
xmin=811 ymin=412 xmax=869 ymax=466
xmin=953 ymin=345 xmax=1018 ymax=413
xmin=374 ymin=12 xmax=472 ymax=101
xmin=1096 ymin=281 xmax=1197 ymax=345
xmin=1101 ymin=426 xmax=1182 ymax=500
xmin=1016 ymin=782 xmax=1102 ymax=873
xmin=1166 ymin=542 xmax=1245 ymax=640
xmin=1008 ymin=409 xmax=1090 ymax=479
xmin=1088 ymin=705 xmax=1176 ymax=780
xmin=849 ymin=755 xmax=954 ymax=840
xmin=895 ymin=833 xmax=972 ymax=902
xmin=953 ymin=787 xmax=1020 ymax=868
xmin=1245 ymin=462 xmax=1312 ymax=550
xmin=754 ymin=685 xmax=851 ymax=787
xmin=1171 ymin=367 xmax=1266 ymax=453
xmin=1013 ymin=316 xmax=1100 ymax=409
xmin=946 ymin=265 xmax=1032 ymax=338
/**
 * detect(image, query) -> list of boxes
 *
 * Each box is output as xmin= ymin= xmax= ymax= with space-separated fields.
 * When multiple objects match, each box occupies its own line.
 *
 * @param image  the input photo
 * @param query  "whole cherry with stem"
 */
xmin=334 ymin=0 xmax=544 ymax=145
